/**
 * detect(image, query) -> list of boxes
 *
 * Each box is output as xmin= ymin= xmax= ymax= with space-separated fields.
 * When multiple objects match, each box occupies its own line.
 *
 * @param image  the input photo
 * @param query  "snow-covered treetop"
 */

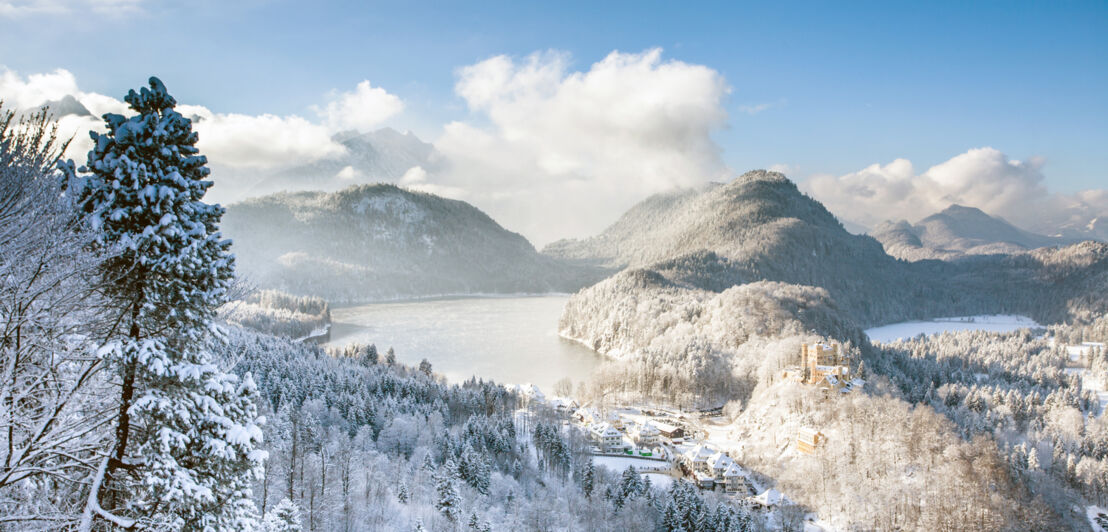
xmin=79 ymin=76 xmax=233 ymax=335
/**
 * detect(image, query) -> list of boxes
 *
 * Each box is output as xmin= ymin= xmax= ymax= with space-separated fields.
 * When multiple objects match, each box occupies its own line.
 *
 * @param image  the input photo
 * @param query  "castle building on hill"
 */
xmin=783 ymin=342 xmax=859 ymax=391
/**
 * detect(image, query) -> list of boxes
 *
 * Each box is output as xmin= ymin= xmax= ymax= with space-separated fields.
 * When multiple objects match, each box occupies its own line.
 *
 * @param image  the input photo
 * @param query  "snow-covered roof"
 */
xmin=653 ymin=421 xmax=679 ymax=433
xmin=841 ymin=378 xmax=866 ymax=393
xmin=723 ymin=463 xmax=744 ymax=478
xmin=590 ymin=422 xmax=620 ymax=438
xmin=685 ymin=444 xmax=715 ymax=461
xmin=549 ymin=397 xmax=576 ymax=409
xmin=708 ymin=452 xmax=733 ymax=469
xmin=752 ymin=489 xmax=790 ymax=507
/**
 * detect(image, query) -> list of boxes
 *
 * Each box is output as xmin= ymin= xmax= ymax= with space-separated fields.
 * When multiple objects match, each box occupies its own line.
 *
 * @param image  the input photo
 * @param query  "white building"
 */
xmin=632 ymin=422 xmax=660 ymax=448
xmin=574 ymin=407 xmax=602 ymax=426
xmin=589 ymin=422 xmax=624 ymax=452
xmin=708 ymin=451 xmax=734 ymax=481
xmin=683 ymin=444 xmax=715 ymax=474
xmin=549 ymin=397 xmax=577 ymax=413
xmin=749 ymin=488 xmax=791 ymax=510
xmin=723 ymin=463 xmax=748 ymax=493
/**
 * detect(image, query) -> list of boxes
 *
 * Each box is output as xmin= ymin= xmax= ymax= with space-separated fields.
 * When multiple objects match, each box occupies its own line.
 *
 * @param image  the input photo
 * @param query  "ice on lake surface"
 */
xmin=326 ymin=295 xmax=603 ymax=393
xmin=864 ymin=314 xmax=1041 ymax=343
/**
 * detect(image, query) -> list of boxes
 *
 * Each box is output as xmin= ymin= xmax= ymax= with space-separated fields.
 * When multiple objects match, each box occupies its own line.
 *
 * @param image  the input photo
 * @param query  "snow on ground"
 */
xmin=643 ymin=473 xmax=677 ymax=490
xmin=865 ymin=315 xmax=1040 ymax=343
xmin=1088 ymin=505 xmax=1108 ymax=532
xmin=591 ymin=455 xmax=671 ymax=473
xmin=1063 ymin=367 xmax=1108 ymax=414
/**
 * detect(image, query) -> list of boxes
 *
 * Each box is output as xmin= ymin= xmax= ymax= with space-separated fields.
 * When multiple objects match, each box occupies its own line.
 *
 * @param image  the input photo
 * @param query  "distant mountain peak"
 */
xmin=37 ymin=94 xmax=91 ymax=118
xmin=872 ymin=203 xmax=1073 ymax=260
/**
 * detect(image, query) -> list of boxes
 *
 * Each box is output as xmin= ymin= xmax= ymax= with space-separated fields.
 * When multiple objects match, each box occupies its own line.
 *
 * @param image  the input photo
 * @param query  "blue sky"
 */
xmin=1 ymin=0 xmax=1105 ymax=241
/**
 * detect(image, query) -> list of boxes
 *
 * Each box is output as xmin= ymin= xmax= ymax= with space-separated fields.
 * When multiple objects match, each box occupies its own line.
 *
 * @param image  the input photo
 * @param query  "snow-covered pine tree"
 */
xmin=262 ymin=498 xmax=303 ymax=532
xmin=580 ymin=461 xmax=596 ymax=498
xmin=75 ymin=77 xmax=265 ymax=531
xmin=435 ymin=459 xmax=462 ymax=522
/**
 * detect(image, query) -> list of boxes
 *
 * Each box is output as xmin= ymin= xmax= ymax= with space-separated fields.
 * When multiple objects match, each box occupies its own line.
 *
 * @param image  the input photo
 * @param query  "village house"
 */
xmin=682 ymin=444 xmax=715 ymax=475
xmin=573 ymin=407 xmax=602 ymax=426
xmin=606 ymin=411 xmax=624 ymax=430
xmin=548 ymin=397 xmax=578 ymax=414
xmin=722 ymin=463 xmax=749 ymax=494
xmin=708 ymin=451 xmax=734 ymax=481
xmin=654 ymin=421 xmax=684 ymax=441
xmin=589 ymin=422 xmax=624 ymax=452
xmin=748 ymin=488 xmax=790 ymax=510
xmin=631 ymin=421 xmax=660 ymax=448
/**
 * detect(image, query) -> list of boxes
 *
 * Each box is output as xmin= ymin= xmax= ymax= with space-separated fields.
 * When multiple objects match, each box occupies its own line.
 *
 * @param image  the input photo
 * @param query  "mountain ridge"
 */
xmin=871 ymin=203 xmax=1075 ymax=260
xmin=223 ymin=183 xmax=608 ymax=302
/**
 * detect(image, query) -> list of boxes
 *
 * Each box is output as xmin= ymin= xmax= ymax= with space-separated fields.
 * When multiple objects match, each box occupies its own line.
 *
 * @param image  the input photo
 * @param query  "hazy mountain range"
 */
xmin=222 ymin=183 xmax=607 ymax=302
xmin=871 ymin=204 xmax=1081 ymax=260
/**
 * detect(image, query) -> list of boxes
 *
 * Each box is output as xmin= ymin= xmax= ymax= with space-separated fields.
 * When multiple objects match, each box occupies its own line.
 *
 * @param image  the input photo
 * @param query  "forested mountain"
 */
xmin=871 ymin=204 xmax=1074 ymax=260
xmin=550 ymin=170 xmax=1107 ymax=529
xmin=223 ymin=184 xmax=607 ymax=302
xmin=553 ymin=170 xmax=1108 ymax=332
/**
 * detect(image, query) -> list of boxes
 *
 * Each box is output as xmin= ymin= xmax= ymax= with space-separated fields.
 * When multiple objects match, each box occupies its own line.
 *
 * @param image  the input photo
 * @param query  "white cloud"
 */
xmin=802 ymin=147 xmax=1108 ymax=237
xmin=432 ymin=48 xmax=731 ymax=245
xmin=335 ymin=165 xmax=359 ymax=180
xmin=314 ymin=80 xmax=404 ymax=132
xmin=0 ymin=0 xmax=143 ymax=18
xmin=738 ymin=102 xmax=771 ymax=115
xmin=399 ymin=166 xmax=427 ymax=185
xmin=176 ymin=104 xmax=346 ymax=169
xmin=0 ymin=68 xmax=410 ymax=183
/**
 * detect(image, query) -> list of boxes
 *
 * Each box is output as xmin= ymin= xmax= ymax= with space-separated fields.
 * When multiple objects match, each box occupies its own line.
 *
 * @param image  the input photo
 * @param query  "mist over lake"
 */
xmin=326 ymin=296 xmax=604 ymax=392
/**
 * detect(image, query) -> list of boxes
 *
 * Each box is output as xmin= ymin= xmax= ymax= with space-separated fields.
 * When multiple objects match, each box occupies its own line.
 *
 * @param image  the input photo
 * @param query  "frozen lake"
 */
xmin=326 ymin=296 xmax=604 ymax=392
xmin=865 ymin=315 xmax=1041 ymax=343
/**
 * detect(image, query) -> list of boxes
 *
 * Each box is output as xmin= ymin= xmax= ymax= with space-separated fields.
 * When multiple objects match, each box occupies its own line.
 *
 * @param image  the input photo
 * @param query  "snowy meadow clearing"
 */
xmin=864 ymin=314 xmax=1041 ymax=343
xmin=327 ymin=295 xmax=604 ymax=391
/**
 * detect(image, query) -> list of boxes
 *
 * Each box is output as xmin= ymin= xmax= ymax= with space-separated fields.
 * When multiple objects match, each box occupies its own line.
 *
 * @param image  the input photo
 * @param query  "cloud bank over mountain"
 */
xmin=803 ymin=147 xmax=1108 ymax=240
xmin=4 ymin=59 xmax=1104 ymax=246
xmin=0 ymin=67 xmax=402 ymax=171
xmin=431 ymin=48 xmax=731 ymax=245
xmin=1 ymin=49 xmax=731 ymax=245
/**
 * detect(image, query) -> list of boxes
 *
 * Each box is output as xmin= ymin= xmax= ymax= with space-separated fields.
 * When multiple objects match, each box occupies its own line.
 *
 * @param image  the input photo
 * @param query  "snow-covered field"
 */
xmin=591 ymin=455 xmax=670 ymax=473
xmin=643 ymin=473 xmax=677 ymax=490
xmin=865 ymin=315 xmax=1040 ymax=343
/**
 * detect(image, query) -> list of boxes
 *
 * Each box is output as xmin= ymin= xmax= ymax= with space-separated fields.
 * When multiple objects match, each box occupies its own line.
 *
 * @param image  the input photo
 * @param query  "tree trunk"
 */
xmin=102 ymin=302 xmax=141 ymax=507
